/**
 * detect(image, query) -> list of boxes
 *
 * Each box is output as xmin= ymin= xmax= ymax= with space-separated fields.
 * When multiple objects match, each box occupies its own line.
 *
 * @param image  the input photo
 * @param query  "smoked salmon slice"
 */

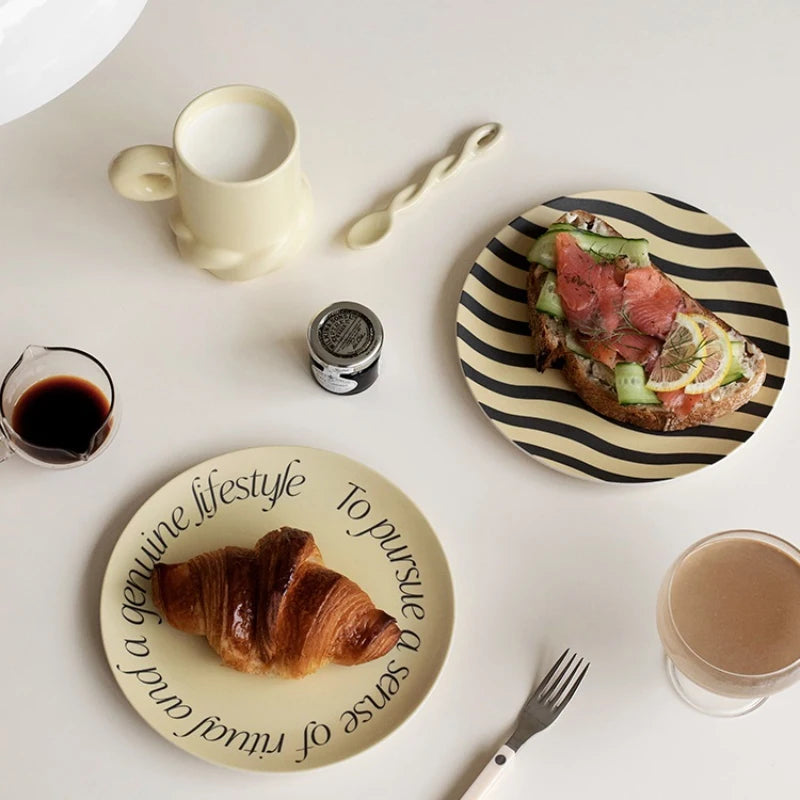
xmin=614 ymin=332 xmax=661 ymax=367
xmin=622 ymin=266 xmax=685 ymax=338
xmin=555 ymin=234 xmax=622 ymax=335
xmin=656 ymin=389 xmax=704 ymax=418
xmin=580 ymin=337 xmax=618 ymax=369
xmin=555 ymin=232 xmax=683 ymax=368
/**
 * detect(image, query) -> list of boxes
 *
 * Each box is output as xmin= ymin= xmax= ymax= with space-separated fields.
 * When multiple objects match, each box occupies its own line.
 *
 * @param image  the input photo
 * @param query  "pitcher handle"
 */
xmin=0 ymin=428 xmax=11 ymax=464
xmin=108 ymin=145 xmax=177 ymax=201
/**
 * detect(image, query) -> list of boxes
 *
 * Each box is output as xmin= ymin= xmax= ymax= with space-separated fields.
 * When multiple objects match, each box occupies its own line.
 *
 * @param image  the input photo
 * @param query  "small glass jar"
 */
xmin=307 ymin=301 xmax=384 ymax=395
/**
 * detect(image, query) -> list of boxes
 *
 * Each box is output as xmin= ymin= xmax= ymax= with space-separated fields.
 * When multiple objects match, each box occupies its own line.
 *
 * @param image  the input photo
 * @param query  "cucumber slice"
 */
xmin=527 ymin=231 xmax=562 ymax=269
xmin=527 ymin=223 xmax=577 ymax=267
xmin=720 ymin=340 xmax=746 ymax=385
xmin=528 ymin=229 xmax=650 ymax=270
xmin=565 ymin=330 xmax=590 ymax=357
xmin=535 ymin=272 xmax=564 ymax=319
xmin=615 ymin=362 xmax=661 ymax=405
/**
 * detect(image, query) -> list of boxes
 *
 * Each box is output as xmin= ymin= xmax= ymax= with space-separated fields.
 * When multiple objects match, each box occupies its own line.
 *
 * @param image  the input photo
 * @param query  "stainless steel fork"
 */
xmin=459 ymin=649 xmax=590 ymax=799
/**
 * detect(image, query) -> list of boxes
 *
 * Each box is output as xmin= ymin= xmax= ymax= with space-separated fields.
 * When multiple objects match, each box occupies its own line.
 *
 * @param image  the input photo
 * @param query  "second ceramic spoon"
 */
xmin=346 ymin=122 xmax=504 ymax=249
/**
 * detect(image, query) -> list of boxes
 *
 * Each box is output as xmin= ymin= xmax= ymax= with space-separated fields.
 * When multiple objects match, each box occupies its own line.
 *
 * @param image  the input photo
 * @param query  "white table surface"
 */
xmin=1 ymin=1 xmax=799 ymax=798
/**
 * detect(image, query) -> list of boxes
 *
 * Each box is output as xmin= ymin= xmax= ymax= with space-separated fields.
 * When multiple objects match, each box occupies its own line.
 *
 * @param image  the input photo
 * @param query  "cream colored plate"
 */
xmin=100 ymin=446 xmax=454 ymax=771
xmin=457 ymin=189 xmax=789 ymax=483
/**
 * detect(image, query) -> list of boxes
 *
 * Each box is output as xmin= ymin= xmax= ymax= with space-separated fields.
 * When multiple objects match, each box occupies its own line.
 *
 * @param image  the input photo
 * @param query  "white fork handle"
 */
xmin=459 ymin=744 xmax=516 ymax=799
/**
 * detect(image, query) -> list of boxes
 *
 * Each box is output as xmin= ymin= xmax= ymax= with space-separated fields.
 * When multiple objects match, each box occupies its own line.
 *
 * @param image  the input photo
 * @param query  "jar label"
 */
xmin=312 ymin=363 xmax=359 ymax=394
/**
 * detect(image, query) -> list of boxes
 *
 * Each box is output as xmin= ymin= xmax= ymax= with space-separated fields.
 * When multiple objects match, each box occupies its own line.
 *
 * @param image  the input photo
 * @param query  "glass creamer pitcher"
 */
xmin=0 ymin=345 xmax=118 ymax=468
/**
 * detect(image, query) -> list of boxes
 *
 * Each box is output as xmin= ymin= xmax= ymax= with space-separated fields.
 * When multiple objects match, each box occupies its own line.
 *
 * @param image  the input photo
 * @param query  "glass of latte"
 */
xmin=657 ymin=530 xmax=800 ymax=716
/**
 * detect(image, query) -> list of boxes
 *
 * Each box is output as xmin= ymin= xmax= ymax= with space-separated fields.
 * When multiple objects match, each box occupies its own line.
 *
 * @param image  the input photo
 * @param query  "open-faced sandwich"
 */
xmin=527 ymin=211 xmax=766 ymax=431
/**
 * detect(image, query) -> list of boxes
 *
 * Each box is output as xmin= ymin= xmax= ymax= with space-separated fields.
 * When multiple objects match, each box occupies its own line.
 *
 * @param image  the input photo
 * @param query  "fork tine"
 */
xmin=548 ymin=658 xmax=583 ymax=707
xmin=555 ymin=661 xmax=590 ymax=713
xmin=531 ymin=648 xmax=569 ymax=698
xmin=540 ymin=652 xmax=576 ymax=702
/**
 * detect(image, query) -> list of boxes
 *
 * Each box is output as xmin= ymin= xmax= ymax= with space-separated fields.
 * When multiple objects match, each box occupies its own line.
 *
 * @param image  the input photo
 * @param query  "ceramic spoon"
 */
xmin=346 ymin=122 xmax=504 ymax=249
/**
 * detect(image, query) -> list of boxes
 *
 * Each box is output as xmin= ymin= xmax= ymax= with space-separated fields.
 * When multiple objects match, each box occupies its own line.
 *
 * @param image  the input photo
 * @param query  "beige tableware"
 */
xmin=100 ymin=445 xmax=454 ymax=771
xmin=346 ymin=122 xmax=503 ymax=249
xmin=109 ymin=85 xmax=313 ymax=281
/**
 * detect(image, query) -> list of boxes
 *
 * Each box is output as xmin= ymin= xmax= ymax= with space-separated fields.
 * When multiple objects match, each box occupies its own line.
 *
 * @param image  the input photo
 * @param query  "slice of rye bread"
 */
xmin=526 ymin=211 xmax=767 ymax=431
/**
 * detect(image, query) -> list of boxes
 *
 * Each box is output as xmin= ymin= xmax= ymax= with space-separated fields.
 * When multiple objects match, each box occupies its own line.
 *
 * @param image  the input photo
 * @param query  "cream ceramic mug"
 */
xmin=109 ymin=85 xmax=313 ymax=281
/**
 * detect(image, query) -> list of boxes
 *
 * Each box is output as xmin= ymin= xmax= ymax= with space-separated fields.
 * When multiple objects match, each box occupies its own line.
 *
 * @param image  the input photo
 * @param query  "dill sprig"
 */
xmin=659 ymin=334 xmax=711 ymax=372
xmin=575 ymin=303 xmax=656 ymax=355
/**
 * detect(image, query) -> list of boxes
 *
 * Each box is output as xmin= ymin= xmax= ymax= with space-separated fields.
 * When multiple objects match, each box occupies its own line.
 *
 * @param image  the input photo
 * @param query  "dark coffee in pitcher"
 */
xmin=11 ymin=375 xmax=111 ymax=463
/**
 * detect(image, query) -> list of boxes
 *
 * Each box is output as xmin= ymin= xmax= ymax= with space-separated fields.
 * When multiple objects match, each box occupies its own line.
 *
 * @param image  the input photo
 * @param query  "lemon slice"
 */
xmin=645 ymin=313 xmax=706 ymax=392
xmin=684 ymin=315 xmax=733 ymax=395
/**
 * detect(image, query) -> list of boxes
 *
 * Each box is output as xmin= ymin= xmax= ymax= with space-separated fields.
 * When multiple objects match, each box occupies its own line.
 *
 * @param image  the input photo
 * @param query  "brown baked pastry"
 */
xmin=151 ymin=527 xmax=400 ymax=678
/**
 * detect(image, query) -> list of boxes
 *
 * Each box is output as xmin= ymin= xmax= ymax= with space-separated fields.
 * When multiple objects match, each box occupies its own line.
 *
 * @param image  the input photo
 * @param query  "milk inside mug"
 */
xmin=109 ymin=85 xmax=313 ymax=281
xmin=180 ymin=102 xmax=291 ymax=182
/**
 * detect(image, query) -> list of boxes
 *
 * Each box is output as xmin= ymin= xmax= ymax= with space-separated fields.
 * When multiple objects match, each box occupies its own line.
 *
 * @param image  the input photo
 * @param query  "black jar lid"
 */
xmin=307 ymin=301 xmax=384 ymax=371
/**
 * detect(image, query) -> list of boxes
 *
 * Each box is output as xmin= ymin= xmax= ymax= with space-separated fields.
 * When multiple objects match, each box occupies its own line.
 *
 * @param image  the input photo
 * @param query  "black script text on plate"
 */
xmin=12 ymin=375 xmax=110 ymax=461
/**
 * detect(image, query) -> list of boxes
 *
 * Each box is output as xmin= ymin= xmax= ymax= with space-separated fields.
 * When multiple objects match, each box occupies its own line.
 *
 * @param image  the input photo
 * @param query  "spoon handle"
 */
xmin=386 ymin=122 xmax=503 ymax=215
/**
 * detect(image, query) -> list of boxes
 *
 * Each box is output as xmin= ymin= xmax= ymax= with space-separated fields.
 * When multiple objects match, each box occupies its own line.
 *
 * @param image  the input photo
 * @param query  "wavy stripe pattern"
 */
xmin=649 ymin=193 xmax=703 ymax=212
xmin=650 ymin=254 xmax=777 ymax=286
xmin=545 ymin=197 xmax=747 ymax=249
xmin=456 ymin=190 xmax=790 ymax=483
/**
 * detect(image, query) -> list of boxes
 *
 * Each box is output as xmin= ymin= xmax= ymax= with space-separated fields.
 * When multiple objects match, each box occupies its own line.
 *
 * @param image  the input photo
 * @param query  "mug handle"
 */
xmin=108 ymin=145 xmax=177 ymax=201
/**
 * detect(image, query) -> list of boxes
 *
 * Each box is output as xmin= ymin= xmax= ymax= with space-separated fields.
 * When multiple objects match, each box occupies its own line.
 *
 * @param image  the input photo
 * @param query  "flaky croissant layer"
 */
xmin=151 ymin=527 xmax=401 ymax=678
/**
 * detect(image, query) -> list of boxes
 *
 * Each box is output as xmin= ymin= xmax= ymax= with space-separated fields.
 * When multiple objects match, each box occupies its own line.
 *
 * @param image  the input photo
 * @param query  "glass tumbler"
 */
xmin=657 ymin=530 xmax=800 ymax=716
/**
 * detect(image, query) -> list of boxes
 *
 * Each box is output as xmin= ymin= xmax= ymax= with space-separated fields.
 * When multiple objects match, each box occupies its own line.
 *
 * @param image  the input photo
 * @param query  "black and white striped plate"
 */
xmin=456 ymin=189 xmax=790 ymax=483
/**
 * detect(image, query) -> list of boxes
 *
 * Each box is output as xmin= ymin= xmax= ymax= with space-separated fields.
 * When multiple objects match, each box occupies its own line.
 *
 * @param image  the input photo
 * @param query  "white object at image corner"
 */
xmin=0 ymin=0 xmax=147 ymax=126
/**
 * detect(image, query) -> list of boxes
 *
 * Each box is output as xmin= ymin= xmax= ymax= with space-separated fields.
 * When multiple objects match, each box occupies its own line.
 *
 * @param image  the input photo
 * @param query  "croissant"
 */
xmin=151 ymin=527 xmax=400 ymax=678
